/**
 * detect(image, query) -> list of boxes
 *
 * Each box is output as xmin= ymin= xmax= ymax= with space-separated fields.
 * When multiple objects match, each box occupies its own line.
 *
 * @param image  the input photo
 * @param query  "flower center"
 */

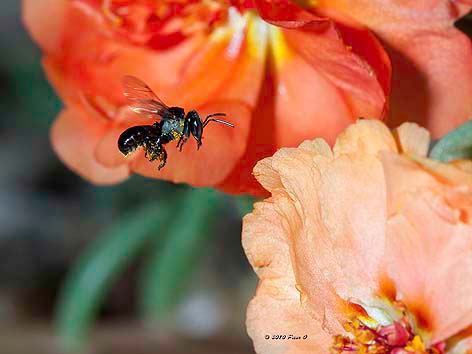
xmin=332 ymin=315 xmax=446 ymax=354
xmin=83 ymin=0 xmax=255 ymax=49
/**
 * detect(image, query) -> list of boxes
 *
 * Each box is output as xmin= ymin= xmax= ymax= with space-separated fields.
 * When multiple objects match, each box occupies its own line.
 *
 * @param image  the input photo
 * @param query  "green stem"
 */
xmin=139 ymin=188 xmax=224 ymax=321
xmin=55 ymin=202 xmax=174 ymax=353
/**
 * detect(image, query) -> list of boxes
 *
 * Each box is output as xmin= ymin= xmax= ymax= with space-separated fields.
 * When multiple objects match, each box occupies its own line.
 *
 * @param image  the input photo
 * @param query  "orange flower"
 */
xmin=289 ymin=0 xmax=472 ymax=136
xmin=243 ymin=120 xmax=472 ymax=354
xmin=23 ymin=0 xmax=390 ymax=193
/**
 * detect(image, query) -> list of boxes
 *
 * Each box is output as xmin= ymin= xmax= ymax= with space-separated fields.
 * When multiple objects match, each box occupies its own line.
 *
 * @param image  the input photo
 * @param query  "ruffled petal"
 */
xmin=252 ymin=121 xmax=397 ymax=331
xmin=244 ymin=197 xmax=332 ymax=354
xmin=50 ymin=108 xmax=130 ymax=185
xmin=395 ymin=122 xmax=431 ymax=157
xmin=333 ymin=119 xmax=397 ymax=156
xmin=382 ymin=152 xmax=472 ymax=342
xmin=252 ymin=140 xmax=345 ymax=331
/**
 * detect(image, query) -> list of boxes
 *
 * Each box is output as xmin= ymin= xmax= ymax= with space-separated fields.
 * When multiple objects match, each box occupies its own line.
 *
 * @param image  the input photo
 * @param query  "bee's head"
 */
xmin=183 ymin=110 xmax=202 ymax=146
xmin=184 ymin=110 xmax=233 ymax=150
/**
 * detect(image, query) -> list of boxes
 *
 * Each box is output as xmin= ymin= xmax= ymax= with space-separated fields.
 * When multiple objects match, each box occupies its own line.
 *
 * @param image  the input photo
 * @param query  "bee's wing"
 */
xmin=122 ymin=75 xmax=176 ymax=119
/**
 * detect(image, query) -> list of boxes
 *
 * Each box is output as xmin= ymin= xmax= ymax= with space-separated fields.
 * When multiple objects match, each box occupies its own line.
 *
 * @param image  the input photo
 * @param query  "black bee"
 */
xmin=117 ymin=75 xmax=234 ymax=170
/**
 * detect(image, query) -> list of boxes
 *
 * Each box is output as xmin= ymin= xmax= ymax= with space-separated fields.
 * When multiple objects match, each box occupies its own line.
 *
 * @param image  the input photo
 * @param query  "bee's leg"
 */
xmin=143 ymin=142 xmax=160 ymax=163
xmin=177 ymin=118 xmax=190 ymax=152
xmin=157 ymin=146 xmax=167 ymax=170
xmin=143 ymin=145 xmax=150 ymax=160
xmin=177 ymin=136 xmax=189 ymax=152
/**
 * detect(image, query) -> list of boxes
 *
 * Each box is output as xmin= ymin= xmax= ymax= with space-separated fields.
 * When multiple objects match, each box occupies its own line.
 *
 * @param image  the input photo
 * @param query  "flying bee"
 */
xmin=117 ymin=75 xmax=234 ymax=170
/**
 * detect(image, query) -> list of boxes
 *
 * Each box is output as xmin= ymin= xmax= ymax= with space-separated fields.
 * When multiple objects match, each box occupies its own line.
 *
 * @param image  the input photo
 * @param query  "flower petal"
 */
xmin=395 ymin=123 xmax=431 ymax=157
xmin=243 ymin=196 xmax=333 ymax=354
xmin=58 ymin=2 xmax=261 ymax=110
xmin=333 ymin=21 xmax=391 ymax=99
xmin=311 ymin=0 xmax=472 ymax=137
xmin=59 ymin=1 xmax=206 ymax=105
xmin=314 ymin=0 xmax=472 ymax=29
xmin=51 ymin=107 xmax=130 ymax=185
xmin=217 ymin=68 xmax=278 ymax=196
xmin=268 ymin=24 xmax=386 ymax=147
xmin=254 ymin=0 xmax=328 ymax=28
xmin=22 ymin=0 xmax=68 ymax=54
xmin=252 ymin=125 xmax=392 ymax=330
xmin=282 ymin=26 xmax=387 ymax=118
xmin=307 ymin=153 xmax=387 ymax=307
xmin=218 ymin=18 xmax=391 ymax=195
xmin=382 ymin=152 xmax=472 ymax=342
xmin=386 ymin=28 xmax=472 ymax=137
xmin=333 ymin=119 xmax=397 ymax=156
xmin=42 ymin=57 xmax=84 ymax=107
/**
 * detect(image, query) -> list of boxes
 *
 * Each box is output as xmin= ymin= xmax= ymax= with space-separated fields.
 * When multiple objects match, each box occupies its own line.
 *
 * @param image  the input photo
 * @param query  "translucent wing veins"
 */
xmin=122 ymin=75 xmax=175 ymax=119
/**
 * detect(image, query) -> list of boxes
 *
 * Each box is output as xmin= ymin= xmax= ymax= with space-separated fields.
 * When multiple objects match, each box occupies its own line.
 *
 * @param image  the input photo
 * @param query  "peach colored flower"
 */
xmin=243 ymin=120 xmax=472 ymax=354
xmin=23 ymin=0 xmax=390 ymax=194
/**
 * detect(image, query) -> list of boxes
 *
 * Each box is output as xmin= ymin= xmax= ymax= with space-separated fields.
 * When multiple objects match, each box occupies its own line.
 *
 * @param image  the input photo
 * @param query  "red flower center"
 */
xmin=332 ymin=318 xmax=446 ymax=354
xmin=81 ymin=0 xmax=255 ymax=49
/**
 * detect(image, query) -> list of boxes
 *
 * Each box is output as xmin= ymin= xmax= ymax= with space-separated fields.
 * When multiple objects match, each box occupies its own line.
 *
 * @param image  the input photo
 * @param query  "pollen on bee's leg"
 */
xmin=157 ymin=149 xmax=167 ymax=170
xmin=143 ymin=145 xmax=151 ymax=161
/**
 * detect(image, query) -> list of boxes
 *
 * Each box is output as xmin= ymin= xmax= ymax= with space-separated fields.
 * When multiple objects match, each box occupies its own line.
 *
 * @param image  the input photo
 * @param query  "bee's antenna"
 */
xmin=202 ymin=113 xmax=234 ymax=128
xmin=203 ymin=118 xmax=234 ymax=128
xmin=205 ymin=113 xmax=226 ymax=119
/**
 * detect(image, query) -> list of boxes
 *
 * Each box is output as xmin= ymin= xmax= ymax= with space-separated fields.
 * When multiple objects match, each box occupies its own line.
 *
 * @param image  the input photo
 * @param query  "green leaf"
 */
xmin=430 ymin=120 xmax=472 ymax=161
xmin=55 ymin=201 xmax=175 ymax=353
xmin=139 ymin=188 xmax=224 ymax=321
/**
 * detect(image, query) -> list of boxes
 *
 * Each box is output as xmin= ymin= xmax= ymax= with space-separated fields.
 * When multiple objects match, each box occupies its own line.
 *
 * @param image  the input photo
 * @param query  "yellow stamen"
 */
xmin=269 ymin=26 xmax=292 ymax=69
xmin=246 ymin=13 xmax=268 ymax=60
xmin=102 ymin=0 xmax=123 ymax=26
xmin=405 ymin=335 xmax=426 ymax=353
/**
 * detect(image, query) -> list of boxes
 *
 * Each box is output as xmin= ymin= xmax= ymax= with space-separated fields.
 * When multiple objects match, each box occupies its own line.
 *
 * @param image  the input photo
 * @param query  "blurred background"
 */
xmin=2 ymin=1 xmax=472 ymax=354
xmin=0 ymin=1 xmax=257 ymax=353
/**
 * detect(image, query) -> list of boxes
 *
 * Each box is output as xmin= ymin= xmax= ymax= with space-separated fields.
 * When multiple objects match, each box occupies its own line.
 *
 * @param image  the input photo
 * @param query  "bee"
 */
xmin=117 ymin=75 xmax=234 ymax=170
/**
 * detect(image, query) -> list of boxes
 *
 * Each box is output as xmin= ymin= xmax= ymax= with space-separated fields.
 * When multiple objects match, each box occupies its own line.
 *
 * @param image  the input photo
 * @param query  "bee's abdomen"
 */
xmin=118 ymin=125 xmax=154 ymax=155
